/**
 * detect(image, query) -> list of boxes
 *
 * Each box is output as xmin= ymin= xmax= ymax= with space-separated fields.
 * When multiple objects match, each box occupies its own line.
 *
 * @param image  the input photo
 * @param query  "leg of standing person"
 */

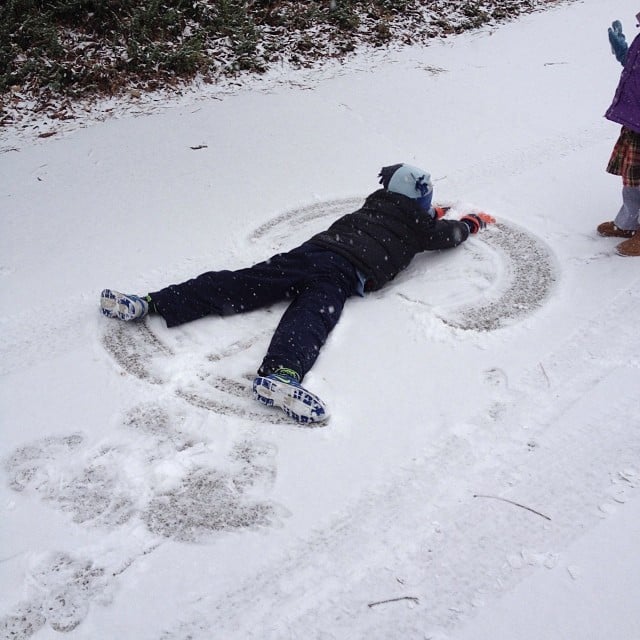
xmin=614 ymin=185 xmax=640 ymax=255
xmin=598 ymin=127 xmax=640 ymax=245
xmin=613 ymin=185 xmax=640 ymax=230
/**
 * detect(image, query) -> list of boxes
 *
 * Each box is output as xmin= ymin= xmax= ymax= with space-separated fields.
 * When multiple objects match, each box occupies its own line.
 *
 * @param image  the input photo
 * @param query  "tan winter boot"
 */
xmin=597 ymin=221 xmax=635 ymax=238
xmin=616 ymin=232 xmax=640 ymax=257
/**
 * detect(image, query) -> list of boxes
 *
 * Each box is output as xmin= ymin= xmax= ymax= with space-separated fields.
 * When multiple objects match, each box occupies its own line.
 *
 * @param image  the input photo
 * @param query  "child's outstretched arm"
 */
xmin=608 ymin=20 xmax=628 ymax=65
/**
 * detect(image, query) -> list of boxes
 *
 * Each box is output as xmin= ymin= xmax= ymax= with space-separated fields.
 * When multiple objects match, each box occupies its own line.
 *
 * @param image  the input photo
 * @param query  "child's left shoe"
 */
xmin=597 ymin=221 xmax=635 ymax=238
xmin=616 ymin=232 xmax=640 ymax=257
xmin=100 ymin=289 xmax=149 ymax=321
xmin=253 ymin=370 xmax=329 ymax=424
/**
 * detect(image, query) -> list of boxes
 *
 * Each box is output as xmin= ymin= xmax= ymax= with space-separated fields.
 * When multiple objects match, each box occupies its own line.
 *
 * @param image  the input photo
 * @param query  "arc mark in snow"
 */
xmin=101 ymin=321 xmax=172 ymax=384
xmin=443 ymin=221 xmax=556 ymax=331
xmin=101 ymin=321 xmax=288 ymax=424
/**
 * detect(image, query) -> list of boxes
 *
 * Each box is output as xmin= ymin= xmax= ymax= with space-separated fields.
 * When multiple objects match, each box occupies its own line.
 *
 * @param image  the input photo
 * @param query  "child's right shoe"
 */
xmin=253 ymin=369 xmax=329 ymax=425
xmin=616 ymin=232 xmax=640 ymax=257
xmin=100 ymin=289 xmax=149 ymax=321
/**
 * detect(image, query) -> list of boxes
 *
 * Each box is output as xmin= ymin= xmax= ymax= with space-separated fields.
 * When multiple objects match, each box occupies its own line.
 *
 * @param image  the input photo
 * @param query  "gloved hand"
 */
xmin=460 ymin=212 xmax=496 ymax=234
xmin=433 ymin=205 xmax=450 ymax=219
xmin=610 ymin=20 xmax=624 ymax=36
xmin=608 ymin=20 xmax=628 ymax=64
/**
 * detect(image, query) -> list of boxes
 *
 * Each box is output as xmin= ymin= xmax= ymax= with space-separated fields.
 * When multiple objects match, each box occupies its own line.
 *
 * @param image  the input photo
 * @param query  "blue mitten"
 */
xmin=608 ymin=20 xmax=628 ymax=65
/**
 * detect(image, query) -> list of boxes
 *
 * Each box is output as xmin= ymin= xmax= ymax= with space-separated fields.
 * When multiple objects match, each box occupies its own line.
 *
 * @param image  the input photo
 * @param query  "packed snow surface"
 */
xmin=1 ymin=1 xmax=639 ymax=638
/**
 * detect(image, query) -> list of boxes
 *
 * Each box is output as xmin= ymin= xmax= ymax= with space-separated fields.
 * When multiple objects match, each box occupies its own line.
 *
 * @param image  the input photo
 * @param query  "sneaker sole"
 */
xmin=100 ymin=289 xmax=145 ymax=321
xmin=253 ymin=376 xmax=329 ymax=424
xmin=598 ymin=231 xmax=635 ymax=238
xmin=616 ymin=246 xmax=640 ymax=257
xmin=100 ymin=289 xmax=120 ymax=318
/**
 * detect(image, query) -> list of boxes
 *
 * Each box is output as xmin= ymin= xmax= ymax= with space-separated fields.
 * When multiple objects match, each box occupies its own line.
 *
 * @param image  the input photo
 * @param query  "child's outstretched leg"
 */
xmin=99 ymin=248 xmax=308 ymax=326
xmin=253 ymin=252 xmax=359 ymax=424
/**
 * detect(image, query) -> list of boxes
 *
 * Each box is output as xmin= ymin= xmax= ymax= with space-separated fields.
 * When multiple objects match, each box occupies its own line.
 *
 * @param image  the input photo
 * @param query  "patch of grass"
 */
xmin=1 ymin=0 xmax=574 ymax=121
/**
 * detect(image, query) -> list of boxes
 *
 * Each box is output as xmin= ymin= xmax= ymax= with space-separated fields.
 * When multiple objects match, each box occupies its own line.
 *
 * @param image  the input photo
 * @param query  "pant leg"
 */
xmin=149 ymin=245 xmax=315 ymax=327
xmin=614 ymin=185 xmax=640 ymax=231
xmin=258 ymin=248 xmax=359 ymax=380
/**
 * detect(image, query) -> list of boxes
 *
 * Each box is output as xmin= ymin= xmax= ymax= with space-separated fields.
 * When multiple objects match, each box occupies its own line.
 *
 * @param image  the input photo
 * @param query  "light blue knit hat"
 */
xmin=378 ymin=163 xmax=433 ymax=211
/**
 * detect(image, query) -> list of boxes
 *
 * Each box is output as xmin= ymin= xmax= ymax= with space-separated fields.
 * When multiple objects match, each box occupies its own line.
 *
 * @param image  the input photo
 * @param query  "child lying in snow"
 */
xmin=100 ymin=163 xmax=494 ymax=424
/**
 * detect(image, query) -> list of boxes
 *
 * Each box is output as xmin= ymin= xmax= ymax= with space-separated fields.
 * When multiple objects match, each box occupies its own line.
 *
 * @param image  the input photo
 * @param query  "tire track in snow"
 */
xmin=444 ymin=122 xmax=614 ymax=192
xmin=0 ymin=310 xmax=84 ymax=377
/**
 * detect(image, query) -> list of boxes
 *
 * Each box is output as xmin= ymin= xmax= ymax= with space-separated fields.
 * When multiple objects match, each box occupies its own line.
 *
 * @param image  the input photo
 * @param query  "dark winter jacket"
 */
xmin=309 ymin=189 xmax=469 ymax=291
xmin=606 ymin=33 xmax=640 ymax=134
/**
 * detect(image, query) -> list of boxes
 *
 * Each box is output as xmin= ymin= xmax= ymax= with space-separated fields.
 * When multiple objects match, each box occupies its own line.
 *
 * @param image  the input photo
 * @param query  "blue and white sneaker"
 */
xmin=253 ymin=369 xmax=329 ymax=425
xmin=100 ymin=289 xmax=149 ymax=321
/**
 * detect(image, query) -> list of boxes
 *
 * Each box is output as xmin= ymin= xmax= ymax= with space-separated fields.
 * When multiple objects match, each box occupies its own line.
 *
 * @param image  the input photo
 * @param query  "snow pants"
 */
xmin=149 ymin=242 xmax=360 ymax=380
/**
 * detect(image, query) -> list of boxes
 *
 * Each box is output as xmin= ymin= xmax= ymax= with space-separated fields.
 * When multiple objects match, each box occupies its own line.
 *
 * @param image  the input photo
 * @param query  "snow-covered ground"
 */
xmin=1 ymin=0 xmax=639 ymax=638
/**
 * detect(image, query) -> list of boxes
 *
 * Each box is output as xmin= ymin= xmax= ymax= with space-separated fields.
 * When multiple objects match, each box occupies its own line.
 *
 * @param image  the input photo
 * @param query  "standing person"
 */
xmin=101 ymin=163 xmax=494 ymax=424
xmin=597 ymin=15 xmax=640 ymax=256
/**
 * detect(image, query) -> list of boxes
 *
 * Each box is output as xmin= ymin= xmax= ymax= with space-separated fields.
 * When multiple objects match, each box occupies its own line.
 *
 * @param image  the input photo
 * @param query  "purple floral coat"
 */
xmin=606 ymin=33 xmax=640 ymax=134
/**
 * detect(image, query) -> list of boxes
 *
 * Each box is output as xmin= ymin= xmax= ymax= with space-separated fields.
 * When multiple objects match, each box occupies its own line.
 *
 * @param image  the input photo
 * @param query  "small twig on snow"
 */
xmin=473 ymin=494 xmax=551 ymax=521
xmin=368 ymin=596 xmax=419 ymax=608
xmin=539 ymin=362 xmax=551 ymax=387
